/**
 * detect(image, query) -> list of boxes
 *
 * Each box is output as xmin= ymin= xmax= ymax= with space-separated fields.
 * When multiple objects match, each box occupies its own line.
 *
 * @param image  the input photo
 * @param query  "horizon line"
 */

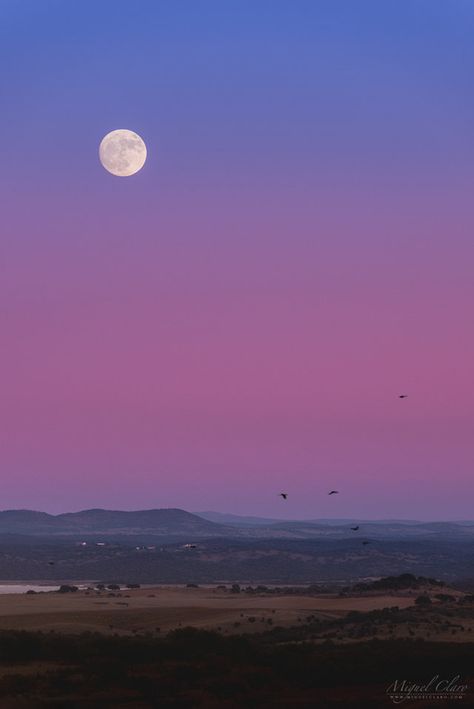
xmin=0 ymin=507 xmax=472 ymax=524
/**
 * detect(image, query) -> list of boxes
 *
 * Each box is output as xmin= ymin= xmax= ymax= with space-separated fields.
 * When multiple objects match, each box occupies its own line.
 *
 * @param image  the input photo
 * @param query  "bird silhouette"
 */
xmin=398 ymin=394 xmax=408 ymax=399
xmin=362 ymin=541 xmax=371 ymax=545
xmin=328 ymin=490 xmax=339 ymax=495
xmin=350 ymin=526 xmax=359 ymax=531
xmin=279 ymin=493 xmax=288 ymax=500
xmin=48 ymin=562 xmax=55 ymax=566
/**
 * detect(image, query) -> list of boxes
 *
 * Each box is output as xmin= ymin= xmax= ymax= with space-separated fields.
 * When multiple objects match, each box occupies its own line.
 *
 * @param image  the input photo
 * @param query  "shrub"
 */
xmin=435 ymin=593 xmax=455 ymax=602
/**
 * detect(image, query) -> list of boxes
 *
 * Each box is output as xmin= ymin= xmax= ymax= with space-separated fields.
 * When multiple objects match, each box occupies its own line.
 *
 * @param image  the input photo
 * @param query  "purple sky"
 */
xmin=0 ymin=1 xmax=473 ymax=518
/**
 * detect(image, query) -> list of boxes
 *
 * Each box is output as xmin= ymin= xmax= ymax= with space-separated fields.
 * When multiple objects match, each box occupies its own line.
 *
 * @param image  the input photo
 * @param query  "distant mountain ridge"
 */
xmin=0 ymin=508 xmax=229 ymax=538
xmin=197 ymin=511 xmax=287 ymax=526
xmin=197 ymin=511 xmax=428 ymax=526
xmin=0 ymin=508 xmax=472 ymax=540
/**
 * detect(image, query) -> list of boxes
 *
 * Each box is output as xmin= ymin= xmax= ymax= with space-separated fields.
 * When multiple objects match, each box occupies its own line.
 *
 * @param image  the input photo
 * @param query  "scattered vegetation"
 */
xmin=350 ymin=573 xmax=444 ymax=592
xmin=220 ymin=583 xmax=324 ymax=596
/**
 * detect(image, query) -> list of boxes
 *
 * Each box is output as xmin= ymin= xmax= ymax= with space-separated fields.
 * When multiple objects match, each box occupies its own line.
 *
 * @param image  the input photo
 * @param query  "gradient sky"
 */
xmin=0 ymin=1 xmax=473 ymax=518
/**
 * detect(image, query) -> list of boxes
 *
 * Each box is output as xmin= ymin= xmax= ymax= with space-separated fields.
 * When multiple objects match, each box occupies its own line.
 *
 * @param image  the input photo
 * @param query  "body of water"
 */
xmin=0 ymin=584 xmax=59 ymax=594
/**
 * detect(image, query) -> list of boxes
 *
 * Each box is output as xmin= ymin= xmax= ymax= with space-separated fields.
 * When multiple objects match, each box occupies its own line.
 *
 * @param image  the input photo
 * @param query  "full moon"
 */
xmin=99 ymin=129 xmax=147 ymax=177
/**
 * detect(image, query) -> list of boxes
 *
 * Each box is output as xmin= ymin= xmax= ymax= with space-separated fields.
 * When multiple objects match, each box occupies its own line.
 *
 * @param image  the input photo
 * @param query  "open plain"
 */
xmin=0 ymin=584 xmax=471 ymax=642
xmin=0 ymin=586 xmax=416 ymax=634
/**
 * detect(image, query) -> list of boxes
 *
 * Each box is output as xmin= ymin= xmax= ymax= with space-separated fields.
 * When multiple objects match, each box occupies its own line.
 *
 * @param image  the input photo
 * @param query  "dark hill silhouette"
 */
xmin=0 ymin=508 xmax=229 ymax=537
xmin=0 ymin=509 xmax=472 ymax=541
xmin=0 ymin=510 xmax=66 ymax=533
xmin=57 ymin=508 xmax=225 ymax=534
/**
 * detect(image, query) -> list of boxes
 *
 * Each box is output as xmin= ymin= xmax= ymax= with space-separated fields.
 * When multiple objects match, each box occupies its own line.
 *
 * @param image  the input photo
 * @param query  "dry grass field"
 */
xmin=0 ymin=585 xmax=472 ymax=706
xmin=0 ymin=586 xmax=418 ymax=635
xmin=0 ymin=585 xmax=471 ymax=644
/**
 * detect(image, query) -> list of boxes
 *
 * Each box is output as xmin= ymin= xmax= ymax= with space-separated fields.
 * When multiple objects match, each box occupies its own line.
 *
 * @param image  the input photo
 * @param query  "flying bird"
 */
xmin=279 ymin=493 xmax=288 ymax=500
xmin=398 ymin=394 xmax=408 ymax=399
xmin=328 ymin=490 xmax=339 ymax=495
xmin=350 ymin=526 xmax=359 ymax=531
xmin=48 ymin=562 xmax=55 ymax=566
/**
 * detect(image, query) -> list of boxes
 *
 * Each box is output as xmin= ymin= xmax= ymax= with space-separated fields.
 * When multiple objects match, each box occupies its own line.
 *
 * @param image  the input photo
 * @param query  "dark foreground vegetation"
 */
xmin=0 ymin=628 xmax=472 ymax=708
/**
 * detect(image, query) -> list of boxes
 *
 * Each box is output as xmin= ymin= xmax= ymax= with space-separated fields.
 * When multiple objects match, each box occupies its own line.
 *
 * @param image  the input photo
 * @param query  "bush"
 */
xmin=434 ymin=593 xmax=455 ymax=602
xmin=57 ymin=585 xmax=78 ymax=594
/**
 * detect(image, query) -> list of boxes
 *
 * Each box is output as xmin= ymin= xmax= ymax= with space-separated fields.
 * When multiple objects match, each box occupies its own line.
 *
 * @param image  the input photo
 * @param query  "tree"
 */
xmin=58 ymin=585 xmax=78 ymax=594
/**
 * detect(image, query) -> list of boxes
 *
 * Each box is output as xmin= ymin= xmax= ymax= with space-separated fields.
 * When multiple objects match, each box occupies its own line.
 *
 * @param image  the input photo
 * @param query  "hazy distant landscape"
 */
xmin=0 ymin=508 xmax=472 ymax=586
xmin=3 ymin=507 xmax=474 ymax=540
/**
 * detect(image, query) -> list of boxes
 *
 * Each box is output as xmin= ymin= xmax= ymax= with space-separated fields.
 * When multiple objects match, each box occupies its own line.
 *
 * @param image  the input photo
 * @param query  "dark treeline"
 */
xmin=0 ymin=628 xmax=472 ymax=707
xmin=349 ymin=573 xmax=445 ymax=592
